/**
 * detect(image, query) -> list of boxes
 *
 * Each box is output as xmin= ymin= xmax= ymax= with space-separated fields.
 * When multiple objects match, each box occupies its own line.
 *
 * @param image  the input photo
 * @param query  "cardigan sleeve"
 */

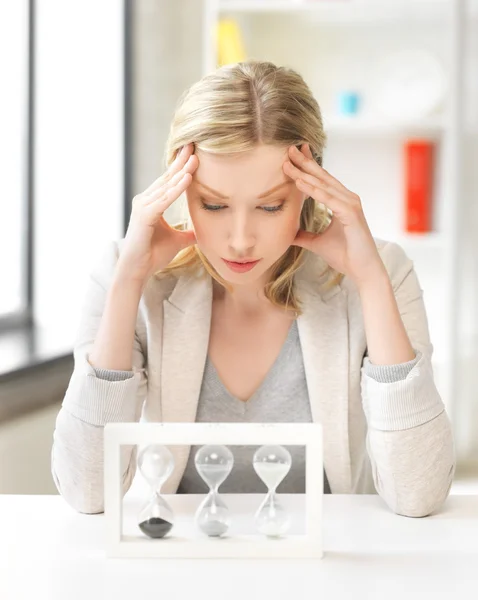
xmin=360 ymin=241 xmax=456 ymax=518
xmin=50 ymin=240 xmax=147 ymax=515
xmin=363 ymin=351 xmax=419 ymax=383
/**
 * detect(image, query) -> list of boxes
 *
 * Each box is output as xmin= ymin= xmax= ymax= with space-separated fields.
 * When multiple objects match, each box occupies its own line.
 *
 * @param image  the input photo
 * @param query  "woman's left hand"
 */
xmin=283 ymin=143 xmax=388 ymax=288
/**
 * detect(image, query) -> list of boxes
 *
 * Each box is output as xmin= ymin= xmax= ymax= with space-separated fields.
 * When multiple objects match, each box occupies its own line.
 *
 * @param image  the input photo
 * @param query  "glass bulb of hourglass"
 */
xmin=136 ymin=444 xmax=175 ymax=539
xmin=194 ymin=444 xmax=234 ymax=537
xmin=253 ymin=445 xmax=292 ymax=537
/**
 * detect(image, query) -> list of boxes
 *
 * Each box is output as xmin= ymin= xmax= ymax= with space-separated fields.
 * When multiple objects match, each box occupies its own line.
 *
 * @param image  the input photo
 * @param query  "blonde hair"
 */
xmin=155 ymin=59 xmax=344 ymax=317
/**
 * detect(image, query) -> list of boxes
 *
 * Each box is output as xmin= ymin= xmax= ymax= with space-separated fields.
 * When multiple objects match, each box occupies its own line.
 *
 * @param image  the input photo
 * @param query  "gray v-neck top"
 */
xmin=176 ymin=319 xmax=331 ymax=495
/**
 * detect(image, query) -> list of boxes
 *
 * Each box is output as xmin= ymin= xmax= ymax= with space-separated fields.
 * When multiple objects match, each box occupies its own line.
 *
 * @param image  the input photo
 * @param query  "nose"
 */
xmin=227 ymin=211 xmax=256 ymax=256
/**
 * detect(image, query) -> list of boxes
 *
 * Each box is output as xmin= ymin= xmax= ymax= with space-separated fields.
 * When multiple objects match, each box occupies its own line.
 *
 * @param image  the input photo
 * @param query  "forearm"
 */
xmin=358 ymin=269 xmax=416 ymax=366
xmin=88 ymin=272 xmax=145 ymax=371
xmin=357 ymin=245 xmax=456 ymax=517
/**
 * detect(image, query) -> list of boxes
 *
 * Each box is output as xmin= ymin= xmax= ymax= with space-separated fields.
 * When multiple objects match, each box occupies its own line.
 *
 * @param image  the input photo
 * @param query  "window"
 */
xmin=0 ymin=0 xmax=31 ymax=328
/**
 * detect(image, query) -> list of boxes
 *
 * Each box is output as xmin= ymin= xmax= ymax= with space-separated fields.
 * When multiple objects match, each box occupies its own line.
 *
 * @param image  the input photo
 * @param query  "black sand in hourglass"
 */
xmin=138 ymin=516 xmax=173 ymax=538
xmin=137 ymin=444 xmax=175 ymax=539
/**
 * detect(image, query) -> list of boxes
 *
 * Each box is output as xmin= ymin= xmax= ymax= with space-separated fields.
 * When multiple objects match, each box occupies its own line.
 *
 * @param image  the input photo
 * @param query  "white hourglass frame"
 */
xmin=104 ymin=422 xmax=323 ymax=559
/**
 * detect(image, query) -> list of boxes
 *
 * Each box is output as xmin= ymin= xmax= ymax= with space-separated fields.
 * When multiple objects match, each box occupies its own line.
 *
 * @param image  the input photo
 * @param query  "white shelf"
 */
xmin=218 ymin=0 xmax=455 ymax=23
xmin=323 ymin=114 xmax=445 ymax=137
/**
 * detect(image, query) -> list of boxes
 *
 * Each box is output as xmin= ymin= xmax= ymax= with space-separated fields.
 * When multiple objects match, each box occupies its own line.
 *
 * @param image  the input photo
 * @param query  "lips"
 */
xmin=221 ymin=258 xmax=261 ymax=272
xmin=223 ymin=259 xmax=259 ymax=264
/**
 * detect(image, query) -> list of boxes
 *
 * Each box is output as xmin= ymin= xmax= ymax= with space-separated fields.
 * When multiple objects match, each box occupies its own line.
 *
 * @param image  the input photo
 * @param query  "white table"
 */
xmin=1 ymin=492 xmax=477 ymax=600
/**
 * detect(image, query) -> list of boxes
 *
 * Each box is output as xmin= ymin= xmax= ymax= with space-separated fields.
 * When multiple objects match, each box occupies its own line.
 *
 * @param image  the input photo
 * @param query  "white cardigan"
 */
xmin=51 ymin=237 xmax=456 ymax=517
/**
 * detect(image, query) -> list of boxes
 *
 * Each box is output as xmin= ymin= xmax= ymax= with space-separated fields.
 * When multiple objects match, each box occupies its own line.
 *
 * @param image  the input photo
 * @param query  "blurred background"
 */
xmin=0 ymin=0 xmax=477 ymax=496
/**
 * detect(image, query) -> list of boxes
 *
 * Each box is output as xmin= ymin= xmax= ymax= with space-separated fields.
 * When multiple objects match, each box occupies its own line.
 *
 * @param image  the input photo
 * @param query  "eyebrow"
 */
xmin=195 ymin=180 xmax=292 ymax=200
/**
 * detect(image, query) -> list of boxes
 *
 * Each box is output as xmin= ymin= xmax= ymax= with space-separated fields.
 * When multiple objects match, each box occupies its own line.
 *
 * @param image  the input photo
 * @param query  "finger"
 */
xmin=149 ymin=167 xmax=191 ymax=208
xmin=301 ymin=143 xmax=323 ymax=168
xmin=143 ymin=143 xmax=194 ymax=196
xmin=143 ymin=166 xmax=186 ymax=205
xmin=144 ymin=154 xmax=197 ymax=206
xmin=301 ymin=143 xmax=314 ymax=160
xmin=283 ymin=158 xmax=351 ymax=206
xmin=163 ymin=143 xmax=196 ymax=183
xmin=295 ymin=177 xmax=354 ymax=220
xmin=290 ymin=145 xmax=353 ymax=197
xmin=145 ymin=172 xmax=192 ymax=221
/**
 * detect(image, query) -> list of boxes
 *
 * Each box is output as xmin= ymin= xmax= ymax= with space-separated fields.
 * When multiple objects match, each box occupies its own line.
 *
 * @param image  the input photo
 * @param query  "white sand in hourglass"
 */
xmin=254 ymin=462 xmax=291 ymax=490
xmin=253 ymin=445 xmax=292 ymax=537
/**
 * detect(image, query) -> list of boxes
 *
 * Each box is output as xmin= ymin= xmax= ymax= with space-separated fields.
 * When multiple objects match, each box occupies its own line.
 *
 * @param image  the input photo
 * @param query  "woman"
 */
xmin=51 ymin=60 xmax=455 ymax=517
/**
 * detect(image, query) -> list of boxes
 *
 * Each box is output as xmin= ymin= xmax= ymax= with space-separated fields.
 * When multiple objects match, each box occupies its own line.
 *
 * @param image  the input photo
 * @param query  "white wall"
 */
xmin=0 ymin=0 xmax=28 ymax=316
xmin=131 ymin=0 xmax=203 ymax=220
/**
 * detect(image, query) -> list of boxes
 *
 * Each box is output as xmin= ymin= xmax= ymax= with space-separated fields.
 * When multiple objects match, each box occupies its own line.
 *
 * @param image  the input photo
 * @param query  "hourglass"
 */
xmin=194 ymin=444 xmax=234 ymax=537
xmin=136 ymin=444 xmax=175 ymax=539
xmin=253 ymin=445 xmax=292 ymax=537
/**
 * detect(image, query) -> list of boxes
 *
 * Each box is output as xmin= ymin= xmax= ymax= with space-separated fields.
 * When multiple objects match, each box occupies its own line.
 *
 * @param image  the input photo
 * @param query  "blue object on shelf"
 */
xmin=337 ymin=91 xmax=360 ymax=115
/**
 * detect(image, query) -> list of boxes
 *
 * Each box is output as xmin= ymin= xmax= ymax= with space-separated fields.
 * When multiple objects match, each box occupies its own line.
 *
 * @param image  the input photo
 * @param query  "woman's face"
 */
xmin=185 ymin=143 xmax=307 ymax=284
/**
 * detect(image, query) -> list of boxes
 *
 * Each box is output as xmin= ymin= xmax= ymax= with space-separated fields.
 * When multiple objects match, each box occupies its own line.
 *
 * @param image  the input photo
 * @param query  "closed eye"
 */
xmin=200 ymin=201 xmax=285 ymax=214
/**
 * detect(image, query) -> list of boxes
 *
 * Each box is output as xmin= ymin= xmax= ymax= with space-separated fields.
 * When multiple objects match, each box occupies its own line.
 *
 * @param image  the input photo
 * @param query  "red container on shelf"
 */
xmin=404 ymin=139 xmax=434 ymax=233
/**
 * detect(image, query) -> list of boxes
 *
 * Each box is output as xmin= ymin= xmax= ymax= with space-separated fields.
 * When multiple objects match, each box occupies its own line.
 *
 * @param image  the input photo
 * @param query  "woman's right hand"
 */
xmin=116 ymin=142 xmax=199 ymax=283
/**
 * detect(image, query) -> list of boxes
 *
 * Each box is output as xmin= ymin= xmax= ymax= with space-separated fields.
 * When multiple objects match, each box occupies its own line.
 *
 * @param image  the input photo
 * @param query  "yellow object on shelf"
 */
xmin=216 ymin=18 xmax=246 ymax=66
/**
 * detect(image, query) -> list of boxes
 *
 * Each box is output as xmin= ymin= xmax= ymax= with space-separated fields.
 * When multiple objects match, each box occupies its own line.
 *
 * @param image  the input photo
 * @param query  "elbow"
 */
xmin=393 ymin=461 xmax=456 ymax=518
xmin=73 ymin=500 xmax=105 ymax=516
xmin=51 ymin=450 xmax=105 ymax=514
xmin=51 ymin=459 xmax=136 ymax=516
xmin=374 ymin=409 xmax=457 ymax=518
xmin=395 ymin=502 xmax=443 ymax=519
xmin=52 ymin=464 xmax=105 ymax=515
xmin=50 ymin=423 xmax=138 ymax=515
xmin=55 ymin=486 xmax=105 ymax=515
